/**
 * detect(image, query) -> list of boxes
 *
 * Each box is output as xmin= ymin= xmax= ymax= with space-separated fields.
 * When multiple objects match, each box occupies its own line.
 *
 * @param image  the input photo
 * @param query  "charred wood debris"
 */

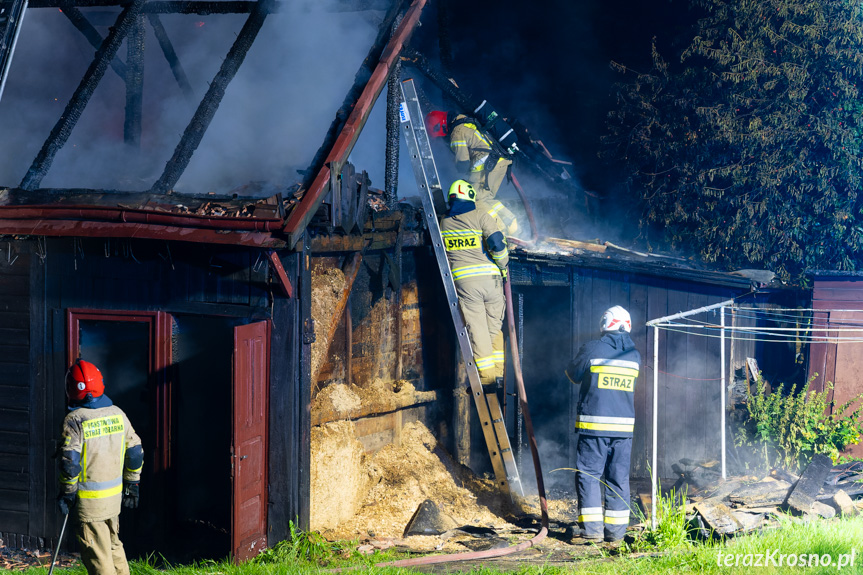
xmin=664 ymin=455 xmax=863 ymax=539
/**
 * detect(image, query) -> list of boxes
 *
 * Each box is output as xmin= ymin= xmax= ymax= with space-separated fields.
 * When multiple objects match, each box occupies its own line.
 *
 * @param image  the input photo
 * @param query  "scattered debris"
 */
xmin=403 ymin=499 xmax=457 ymax=537
xmin=673 ymin=454 xmax=863 ymax=539
xmin=785 ymin=455 xmax=834 ymax=515
xmin=0 ymin=540 xmax=78 ymax=572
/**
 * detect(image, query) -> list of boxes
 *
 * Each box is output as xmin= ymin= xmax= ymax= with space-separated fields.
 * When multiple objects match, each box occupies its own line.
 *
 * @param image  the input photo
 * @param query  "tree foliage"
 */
xmin=604 ymin=0 xmax=863 ymax=280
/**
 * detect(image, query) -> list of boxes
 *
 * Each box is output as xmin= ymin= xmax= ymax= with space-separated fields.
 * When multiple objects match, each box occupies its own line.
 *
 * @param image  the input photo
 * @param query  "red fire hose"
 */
xmin=356 ymin=277 xmax=549 ymax=570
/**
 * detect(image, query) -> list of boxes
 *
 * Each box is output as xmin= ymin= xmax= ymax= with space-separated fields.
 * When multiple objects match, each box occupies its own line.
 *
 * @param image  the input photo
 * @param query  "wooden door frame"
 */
xmin=66 ymin=308 xmax=173 ymax=471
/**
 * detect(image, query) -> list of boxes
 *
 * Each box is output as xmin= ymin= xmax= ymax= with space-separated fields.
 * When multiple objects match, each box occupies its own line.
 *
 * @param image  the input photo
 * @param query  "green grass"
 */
xmin=21 ymin=516 xmax=863 ymax=575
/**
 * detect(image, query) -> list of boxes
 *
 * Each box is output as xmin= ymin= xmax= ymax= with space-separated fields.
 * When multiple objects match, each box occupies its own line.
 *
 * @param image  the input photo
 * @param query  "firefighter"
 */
xmin=441 ymin=179 xmax=509 ymax=386
xmin=57 ymin=359 xmax=143 ymax=575
xmin=565 ymin=306 xmax=640 ymax=544
xmin=426 ymin=110 xmax=515 ymax=206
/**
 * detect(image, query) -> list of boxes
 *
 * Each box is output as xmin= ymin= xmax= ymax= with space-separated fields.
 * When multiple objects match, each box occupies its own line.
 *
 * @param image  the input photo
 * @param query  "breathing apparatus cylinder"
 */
xmin=473 ymin=100 xmax=519 ymax=156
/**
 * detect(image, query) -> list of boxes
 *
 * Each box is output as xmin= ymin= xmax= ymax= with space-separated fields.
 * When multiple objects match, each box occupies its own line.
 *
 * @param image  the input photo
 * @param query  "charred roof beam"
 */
xmin=149 ymin=0 xmax=271 ymax=194
xmin=59 ymin=4 xmax=127 ymax=80
xmin=283 ymin=0 xmax=427 ymax=247
xmin=29 ymin=0 xmax=278 ymax=12
xmin=124 ymin=14 xmax=145 ymax=147
xmin=19 ymin=0 xmax=145 ymax=191
xmin=147 ymin=14 xmax=193 ymax=101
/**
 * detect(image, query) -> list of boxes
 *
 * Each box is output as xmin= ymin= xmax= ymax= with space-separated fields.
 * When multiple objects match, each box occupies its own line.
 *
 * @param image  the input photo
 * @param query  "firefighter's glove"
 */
xmin=57 ymin=492 xmax=76 ymax=515
xmin=122 ymin=483 xmax=140 ymax=509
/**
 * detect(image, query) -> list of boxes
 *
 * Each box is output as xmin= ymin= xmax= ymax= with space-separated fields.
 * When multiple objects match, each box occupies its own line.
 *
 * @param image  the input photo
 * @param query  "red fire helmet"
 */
xmin=66 ymin=359 xmax=105 ymax=403
xmin=425 ymin=110 xmax=449 ymax=138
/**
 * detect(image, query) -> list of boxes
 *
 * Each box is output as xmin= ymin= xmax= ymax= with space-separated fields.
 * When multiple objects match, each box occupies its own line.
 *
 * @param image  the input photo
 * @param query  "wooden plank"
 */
xmin=728 ymin=481 xmax=791 ymax=507
xmin=0 ymin=275 xmax=30 ymax=297
xmin=0 ymin=345 xmax=30 ymax=366
xmin=0 ymin=296 xmax=30 ymax=314
xmin=0 ymin=312 xmax=28 ymax=331
xmin=0 ymin=488 xmax=28 ymax=513
xmin=0 ymin=387 xmax=27 ymax=409
xmin=0 ymin=328 xmax=29 ymax=347
xmin=0 ymin=431 xmax=31 ymax=457
xmin=0 ymin=471 xmax=28 ymax=490
xmin=694 ymin=501 xmax=742 ymax=535
xmin=0 ymin=411 xmax=28 ymax=434
xmin=0 ymin=511 xmax=28 ymax=535
xmin=28 ymin=245 xmax=48 ymax=544
xmin=786 ymin=454 xmax=833 ymax=514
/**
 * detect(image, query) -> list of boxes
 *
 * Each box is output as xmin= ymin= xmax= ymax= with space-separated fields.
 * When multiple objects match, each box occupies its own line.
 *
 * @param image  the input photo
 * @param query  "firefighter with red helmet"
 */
xmin=441 ymin=180 xmax=509 ymax=385
xmin=426 ymin=110 xmax=515 ymax=214
xmin=565 ymin=306 xmax=640 ymax=544
xmin=58 ymin=359 xmax=143 ymax=575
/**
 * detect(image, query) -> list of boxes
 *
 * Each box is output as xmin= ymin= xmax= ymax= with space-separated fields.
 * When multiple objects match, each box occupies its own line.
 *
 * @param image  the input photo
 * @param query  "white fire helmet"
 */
xmin=600 ymin=305 xmax=631 ymax=333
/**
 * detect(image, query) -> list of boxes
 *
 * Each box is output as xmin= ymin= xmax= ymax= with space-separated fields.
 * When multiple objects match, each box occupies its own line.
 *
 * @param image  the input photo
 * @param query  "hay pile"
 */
xmin=310 ymin=265 xmax=346 ymax=381
xmin=322 ymin=421 xmax=515 ymax=540
xmin=310 ymin=421 xmax=373 ymax=531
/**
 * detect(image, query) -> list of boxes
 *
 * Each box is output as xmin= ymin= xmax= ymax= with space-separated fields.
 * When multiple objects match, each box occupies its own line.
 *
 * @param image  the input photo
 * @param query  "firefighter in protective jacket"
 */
xmin=441 ymin=179 xmax=509 ymax=385
xmin=565 ymin=306 xmax=640 ymax=543
xmin=58 ymin=359 xmax=143 ymax=575
xmin=426 ymin=110 xmax=514 ymax=206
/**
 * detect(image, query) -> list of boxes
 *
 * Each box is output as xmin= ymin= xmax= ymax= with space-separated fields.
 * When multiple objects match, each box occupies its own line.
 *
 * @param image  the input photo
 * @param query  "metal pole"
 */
xmin=646 ymin=298 xmax=736 ymax=326
xmin=47 ymin=513 xmax=69 ymax=575
xmin=720 ymin=306 xmax=727 ymax=480
xmin=652 ymin=324 xmax=658 ymax=530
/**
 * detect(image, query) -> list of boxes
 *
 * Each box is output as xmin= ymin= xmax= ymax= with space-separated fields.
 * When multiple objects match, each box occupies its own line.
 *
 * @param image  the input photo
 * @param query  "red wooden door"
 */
xmin=232 ymin=320 xmax=270 ymax=562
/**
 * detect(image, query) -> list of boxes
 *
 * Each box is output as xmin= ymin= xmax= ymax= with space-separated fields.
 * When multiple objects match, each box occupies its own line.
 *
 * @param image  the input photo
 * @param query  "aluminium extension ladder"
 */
xmin=399 ymin=78 xmax=523 ymax=498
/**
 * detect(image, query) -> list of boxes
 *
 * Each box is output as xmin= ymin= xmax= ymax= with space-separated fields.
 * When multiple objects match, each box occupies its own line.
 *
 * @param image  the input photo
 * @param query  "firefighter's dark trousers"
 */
xmin=575 ymin=435 xmax=632 ymax=541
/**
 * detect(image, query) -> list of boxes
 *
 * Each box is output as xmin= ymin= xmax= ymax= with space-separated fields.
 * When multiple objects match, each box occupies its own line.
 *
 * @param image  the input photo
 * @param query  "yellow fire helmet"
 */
xmin=448 ymin=179 xmax=477 ymax=202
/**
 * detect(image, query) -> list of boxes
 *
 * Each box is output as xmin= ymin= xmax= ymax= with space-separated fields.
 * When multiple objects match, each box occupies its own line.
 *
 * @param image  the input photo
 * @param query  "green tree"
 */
xmin=604 ymin=0 xmax=863 ymax=280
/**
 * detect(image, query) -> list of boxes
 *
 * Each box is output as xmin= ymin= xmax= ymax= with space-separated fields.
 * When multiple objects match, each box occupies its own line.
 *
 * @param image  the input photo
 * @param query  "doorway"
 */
xmin=66 ymin=310 xmax=270 ymax=562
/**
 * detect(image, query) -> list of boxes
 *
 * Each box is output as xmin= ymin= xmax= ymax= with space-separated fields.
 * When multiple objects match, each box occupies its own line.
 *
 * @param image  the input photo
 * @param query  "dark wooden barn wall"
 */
xmin=512 ymin=262 xmax=748 ymax=480
xmin=0 ymin=236 xmax=308 ymax=548
xmin=0 ymin=241 xmax=41 ymax=548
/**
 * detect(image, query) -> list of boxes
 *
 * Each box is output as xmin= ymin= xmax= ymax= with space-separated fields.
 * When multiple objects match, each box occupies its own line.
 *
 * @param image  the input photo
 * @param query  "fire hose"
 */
xmin=358 ymin=278 xmax=549 ymax=570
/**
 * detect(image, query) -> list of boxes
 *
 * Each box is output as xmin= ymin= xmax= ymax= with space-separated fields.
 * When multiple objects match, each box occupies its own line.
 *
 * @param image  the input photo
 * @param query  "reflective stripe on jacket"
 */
xmin=441 ymin=201 xmax=508 ymax=281
xmin=450 ymin=115 xmax=505 ymax=173
xmin=566 ymin=332 xmax=641 ymax=438
xmin=60 ymin=405 xmax=143 ymax=522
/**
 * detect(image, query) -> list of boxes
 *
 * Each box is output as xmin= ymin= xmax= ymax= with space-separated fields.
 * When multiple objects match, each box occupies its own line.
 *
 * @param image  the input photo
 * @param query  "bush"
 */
xmin=736 ymin=374 xmax=863 ymax=471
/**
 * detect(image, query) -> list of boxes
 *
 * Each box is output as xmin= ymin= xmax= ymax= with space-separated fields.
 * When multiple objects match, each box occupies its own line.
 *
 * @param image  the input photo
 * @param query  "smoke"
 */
xmin=0 ymin=1 xmax=379 ymax=193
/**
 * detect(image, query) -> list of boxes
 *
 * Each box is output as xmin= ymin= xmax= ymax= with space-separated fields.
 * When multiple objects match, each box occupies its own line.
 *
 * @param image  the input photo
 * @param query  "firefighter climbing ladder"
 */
xmin=399 ymin=78 xmax=523 ymax=498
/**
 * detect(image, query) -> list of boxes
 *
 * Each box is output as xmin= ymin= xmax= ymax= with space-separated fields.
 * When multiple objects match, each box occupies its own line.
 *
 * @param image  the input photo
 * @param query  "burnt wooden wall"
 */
xmin=0 ymin=241 xmax=48 ymax=549
xmin=510 ymin=258 xmax=752 ymax=479
xmin=0 ymin=236 xmax=307 ymax=549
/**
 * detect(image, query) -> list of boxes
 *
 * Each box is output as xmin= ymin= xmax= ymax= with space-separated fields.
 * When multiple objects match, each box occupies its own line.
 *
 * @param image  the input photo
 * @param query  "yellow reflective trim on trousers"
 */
xmin=576 ymin=422 xmax=634 ymax=432
xmin=578 ymin=514 xmax=603 ymax=523
xmin=476 ymin=356 xmax=496 ymax=369
xmin=590 ymin=365 xmax=639 ymax=377
xmin=605 ymin=516 xmax=630 ymax=525
xmin=77 ymin=483 xmax=123 ymax=499
xmin=492 ymin=351 xmax=505 ymax=362
xmin=452 ymin=264 xmax=501 ymax=280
